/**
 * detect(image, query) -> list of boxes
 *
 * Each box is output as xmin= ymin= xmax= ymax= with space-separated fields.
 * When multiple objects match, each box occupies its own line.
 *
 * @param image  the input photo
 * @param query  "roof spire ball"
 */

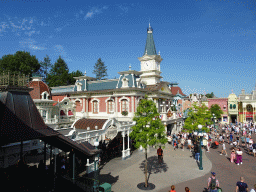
xmin=145 ymin=49 xmax=148 ymax=55
xmin=84 ymin=70 xmax=86 ymax=76
xmin=147 ymin=22 xmax=153 ymax=32
xmin=158 ymin=50 xmax=160 ymax=55
xmin=129 ymin=64 xmax=131 ymax=71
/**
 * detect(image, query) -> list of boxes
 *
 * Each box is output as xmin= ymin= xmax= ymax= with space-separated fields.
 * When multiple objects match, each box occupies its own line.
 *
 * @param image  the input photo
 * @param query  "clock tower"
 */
xmin=138 ymin=24 xmax=163 ymax=85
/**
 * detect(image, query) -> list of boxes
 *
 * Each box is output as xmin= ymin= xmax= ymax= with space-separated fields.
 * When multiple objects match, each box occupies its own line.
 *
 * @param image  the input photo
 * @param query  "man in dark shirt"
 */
xmin=236 ymin=177 xmax=248 ymax=192
xmin=194 ymin=143 xmax=200 ymax=162
xmin=157 ymin=146 xmax=163 ymax=164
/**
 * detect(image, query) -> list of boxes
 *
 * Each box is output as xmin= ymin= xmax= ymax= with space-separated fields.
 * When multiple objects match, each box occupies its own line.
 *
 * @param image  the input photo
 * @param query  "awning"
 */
xmin=0 ymin=88 xmax=99 ymax=157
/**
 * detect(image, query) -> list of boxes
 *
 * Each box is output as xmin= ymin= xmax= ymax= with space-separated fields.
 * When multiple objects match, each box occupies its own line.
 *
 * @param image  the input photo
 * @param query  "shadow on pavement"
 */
xmin=98 ymin=172 xmax=119 ymax=185
xmin=139 ymin=156 xmax=169 ymax=183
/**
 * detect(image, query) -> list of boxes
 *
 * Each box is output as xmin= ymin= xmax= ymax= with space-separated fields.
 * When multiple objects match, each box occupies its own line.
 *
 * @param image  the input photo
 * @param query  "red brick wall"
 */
xmin=52 ymin=95 xmax=67 ymax=102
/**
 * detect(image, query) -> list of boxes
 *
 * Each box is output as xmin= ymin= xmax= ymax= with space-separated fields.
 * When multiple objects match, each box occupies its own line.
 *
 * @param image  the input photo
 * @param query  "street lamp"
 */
xmin=198 ymin=124 xmax=203 ymax=170
xmin=93 ymin=138 xmax=99 ymax=192
xmin=212 ymin=113 xmax=216 ymax=129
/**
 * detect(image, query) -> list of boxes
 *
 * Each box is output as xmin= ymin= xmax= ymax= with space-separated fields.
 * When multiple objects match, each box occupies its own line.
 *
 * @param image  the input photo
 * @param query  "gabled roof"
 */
xmin=170 ymin=87 xmax=186 ymax=96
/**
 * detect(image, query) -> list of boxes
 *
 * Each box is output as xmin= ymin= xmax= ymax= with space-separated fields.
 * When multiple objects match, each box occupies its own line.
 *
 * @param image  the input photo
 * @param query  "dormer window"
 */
xmin=76 ymin=82 xmax=82 ymax=91
xmin=122 ymin=77 xmax=129 ymax=88
xmin=41 ymin=91 xmax=49 ymax=100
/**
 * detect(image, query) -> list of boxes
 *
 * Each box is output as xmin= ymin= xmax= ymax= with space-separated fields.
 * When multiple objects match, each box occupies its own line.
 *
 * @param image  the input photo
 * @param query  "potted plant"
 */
xmin=121 ymin=111 xmax=128 ymax=116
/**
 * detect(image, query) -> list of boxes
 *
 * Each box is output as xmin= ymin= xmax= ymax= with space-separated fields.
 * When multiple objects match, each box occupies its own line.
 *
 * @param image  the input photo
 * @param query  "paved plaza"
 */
xmin=99 ymin=144 xmax=212 ymax=192
xmin=99 ymin=134 xmax=256 ymax=192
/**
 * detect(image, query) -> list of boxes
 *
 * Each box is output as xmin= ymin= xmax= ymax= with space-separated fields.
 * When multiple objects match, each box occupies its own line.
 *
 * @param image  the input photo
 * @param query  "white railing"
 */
xmin=43 ymin=116 xmax=75 ymax=124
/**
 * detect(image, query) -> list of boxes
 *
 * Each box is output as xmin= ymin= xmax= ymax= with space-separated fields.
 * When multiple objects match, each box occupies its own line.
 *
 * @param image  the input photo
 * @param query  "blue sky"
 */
xmin=0 ymin=0 xmax=256 ymax=98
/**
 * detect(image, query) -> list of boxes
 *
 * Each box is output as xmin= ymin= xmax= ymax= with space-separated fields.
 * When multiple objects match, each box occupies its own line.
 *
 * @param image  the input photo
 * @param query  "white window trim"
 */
xmin=91 ymin=98 xmax=100 ymax=113
xmin=41 ymin=91 xmax=49 ymax=100
xmin=105 ymin=97 xmax=115 ymax=113
xmin=119 ymin=96 xmax=130 ymax=112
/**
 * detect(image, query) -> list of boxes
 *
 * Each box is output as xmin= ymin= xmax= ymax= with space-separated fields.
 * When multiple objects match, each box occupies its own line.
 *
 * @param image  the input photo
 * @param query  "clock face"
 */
xmin=145 ymin=62 xmax=151 ymax=69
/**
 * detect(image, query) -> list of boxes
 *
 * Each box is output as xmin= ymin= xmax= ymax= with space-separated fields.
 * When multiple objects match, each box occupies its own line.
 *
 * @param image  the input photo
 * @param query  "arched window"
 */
xmin=233 ymin=104 xmax=236 ymax=109
xmin=247 ymin=105 xmax=252 ymax=112
xmin=230 ymin=104 xmax=233 ymax=109
xmin=75 ymin=100 xmax=81 ymax=106
xmin=43 ymin=93 xmax=47 ymax=100
xmin=68 ymin=110 xmax=73 ymax=116
xmin=93 ymin=101 xmax=99 ymax=113
xmin=60 ymin=110 xmax=65 ymax=116
xmin=121 ymin=99 xmax=128 ymax=112
xmin=107 ymin=100 xmax=114 ymax=113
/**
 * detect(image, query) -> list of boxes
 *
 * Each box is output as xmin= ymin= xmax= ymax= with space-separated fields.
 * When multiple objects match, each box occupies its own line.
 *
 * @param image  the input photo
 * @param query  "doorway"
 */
xmin=231 ymin=115 xmax=236 ymax=124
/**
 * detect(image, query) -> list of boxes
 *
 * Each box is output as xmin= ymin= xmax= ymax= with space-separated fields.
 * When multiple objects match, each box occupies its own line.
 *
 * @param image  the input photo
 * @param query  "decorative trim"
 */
xmin=91 ymin=98 xmax=100 ymax=113
xmin=116 ymin=75 xmax=123 ymax=88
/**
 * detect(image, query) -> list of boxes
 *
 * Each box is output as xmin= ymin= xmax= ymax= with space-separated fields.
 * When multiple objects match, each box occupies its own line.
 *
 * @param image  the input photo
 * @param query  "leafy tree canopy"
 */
xmin=93 ymin=58 xmax=108 ymax=80
xmin=210 ymin=104 xmax=224 ymax=120
xmin=183 ymin=103 xmax=212 ymax=133
xmin=39 ymin=55 xmax=52 ymax=83
xmin=205 ymin=92 xmax=215 ymax=98
xmin=46 ymin=56 xmax=70 ymax=87
xmin=0 ymin=51 xmax=40 ymax=76
xmin=68 ymin=70 xmax=84 ymax=85
xmin=130 ymin=95 xmax=168 ymax=149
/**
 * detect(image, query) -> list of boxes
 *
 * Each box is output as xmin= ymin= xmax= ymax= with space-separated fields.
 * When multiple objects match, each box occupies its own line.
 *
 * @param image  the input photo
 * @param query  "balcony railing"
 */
xmin=43 ymin=116 xmax=76 ymax=124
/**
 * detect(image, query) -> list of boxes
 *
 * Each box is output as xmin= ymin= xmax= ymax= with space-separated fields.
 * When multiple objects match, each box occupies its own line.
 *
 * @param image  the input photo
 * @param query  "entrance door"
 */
xmin=167 ymin=124 xmax=174 ymax=135
xmin=231 ymin=115 xmax=236 ymax=124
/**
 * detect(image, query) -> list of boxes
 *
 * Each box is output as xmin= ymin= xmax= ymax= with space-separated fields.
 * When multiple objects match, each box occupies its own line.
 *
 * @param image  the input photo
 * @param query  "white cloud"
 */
xmin=19 ymin=38 xmax=46 ymax=51
xmin=84 ymin=6 xmax=108 ymax=20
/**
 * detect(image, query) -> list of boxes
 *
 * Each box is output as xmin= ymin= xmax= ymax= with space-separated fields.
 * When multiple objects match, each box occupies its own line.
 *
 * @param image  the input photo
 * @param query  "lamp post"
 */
xmin=198 ymin=124 xmax=203 ymax=170
xmin=212 ymin=113 xmax=216 ymax=129
xmin=93 ymin=138 xmax=99 ymax=192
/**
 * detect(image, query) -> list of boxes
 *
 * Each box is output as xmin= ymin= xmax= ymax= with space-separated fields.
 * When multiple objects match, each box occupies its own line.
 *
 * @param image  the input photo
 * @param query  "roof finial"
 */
xmin=158 ymin=50 xmax=160 ymax=55
xmin=145 ymin=49 xmax=148 ymax=55
xmin=84 ymin=70 xmax=86 ymax=76
xmin=129 ymin=64 xmax=131 ymax=70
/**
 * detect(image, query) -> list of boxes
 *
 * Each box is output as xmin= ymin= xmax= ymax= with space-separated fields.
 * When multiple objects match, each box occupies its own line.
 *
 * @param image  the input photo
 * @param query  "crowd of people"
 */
xmin=166 ymin=121 xmax=256 ymax=192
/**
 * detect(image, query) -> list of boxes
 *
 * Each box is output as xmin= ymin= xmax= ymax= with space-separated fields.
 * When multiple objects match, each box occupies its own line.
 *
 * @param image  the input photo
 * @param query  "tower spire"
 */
xmin=144 ymin=24 xmax=157 ymax=55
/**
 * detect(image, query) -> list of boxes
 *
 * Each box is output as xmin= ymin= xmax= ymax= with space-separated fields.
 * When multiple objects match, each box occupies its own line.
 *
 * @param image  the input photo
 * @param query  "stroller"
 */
xmin=211 ymin=141 xmax=219 ymax=149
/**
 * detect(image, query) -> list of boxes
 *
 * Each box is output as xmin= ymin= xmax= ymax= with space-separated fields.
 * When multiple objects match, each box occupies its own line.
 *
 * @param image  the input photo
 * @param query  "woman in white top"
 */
xmin=235 ymin=148 xmax=243 ymax=165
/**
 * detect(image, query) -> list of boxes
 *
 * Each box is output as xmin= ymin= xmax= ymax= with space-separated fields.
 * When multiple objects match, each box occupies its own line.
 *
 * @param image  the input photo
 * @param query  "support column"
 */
xmin=122 ymin=131 xmax=126 ymax=160
xmin=83 ymin=98 xmax=86 ymax=117
xmin=127 ymin=129 xmax=130 ymax=157
xmin=86 ymin=99 xmax=89 ymax=118
xmin=132 ymin=96 xmax=134 ymax=113
xmin=115 ymin=96 xmax=118 ymax=117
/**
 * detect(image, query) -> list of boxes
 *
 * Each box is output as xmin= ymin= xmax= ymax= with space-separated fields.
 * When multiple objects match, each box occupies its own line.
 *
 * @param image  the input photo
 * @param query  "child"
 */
xmin=230 ymin=148 xmax=236 ymax=163
xmin=169 ymin=185 xmax=176 ymax=192
xmin=220 ymin=142 xmax=227 ymax=156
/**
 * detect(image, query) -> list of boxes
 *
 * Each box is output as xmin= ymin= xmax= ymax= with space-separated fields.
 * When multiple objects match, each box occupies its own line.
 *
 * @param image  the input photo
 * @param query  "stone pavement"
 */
xmin=159 ymin=133 xmax=256 ymax=192
xmin=99 ymin=143 xmax=212 ymax=192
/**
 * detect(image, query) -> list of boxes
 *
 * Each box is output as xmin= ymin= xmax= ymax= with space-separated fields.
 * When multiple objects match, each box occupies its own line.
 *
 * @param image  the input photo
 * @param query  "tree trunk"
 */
xmin=145 ymin=150 xmax=148 ymax=187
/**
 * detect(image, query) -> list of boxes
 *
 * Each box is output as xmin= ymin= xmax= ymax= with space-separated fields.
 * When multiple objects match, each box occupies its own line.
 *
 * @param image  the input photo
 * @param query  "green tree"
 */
xmin=39 ymin=55 xmax=52 ymax=83
xmin=46 ymin=56 xmax=70 ymax=87
xmin=210 ymin=104 xmax=223 ymax=121
xmin=67 ymin=70 xmax=84 ymax=85
xmin=93 ymin=58 xmax=108 ymax=80
xmin=205 ymin=92 xmax=215 ymax=98
xmin=0 ymin=51 xmax=40 ymax=76
xmin=183 ymin=103 xmax=212 ymax=133
xmin=130 ymin=95 xmax=167 ymax=188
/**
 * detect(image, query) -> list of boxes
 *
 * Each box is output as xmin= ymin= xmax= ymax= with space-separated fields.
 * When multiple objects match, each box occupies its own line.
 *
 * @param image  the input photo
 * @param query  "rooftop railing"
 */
xmin=0 ymin=72 xmax=30 ymax=87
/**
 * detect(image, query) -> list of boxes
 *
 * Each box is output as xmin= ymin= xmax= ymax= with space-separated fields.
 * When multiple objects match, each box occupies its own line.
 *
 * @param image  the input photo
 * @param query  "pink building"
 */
xmin=207 ymin=98 xmax=228 ymax=124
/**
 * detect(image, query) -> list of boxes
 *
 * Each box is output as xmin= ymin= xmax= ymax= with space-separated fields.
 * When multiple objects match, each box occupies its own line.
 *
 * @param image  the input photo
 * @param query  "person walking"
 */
xmin=236 ymin=148 xmax=243 ymax=165
xmin=194 ymin=142 xmax=200 ymax=162
xmin=230 ymin=133 xmax=234 ymax=145
xmin=187 ymin=137 xmax=192 ymax=151
xmin=231 ymin=147 xmax=236 ymax=163
xmin=181 ymin=137 xmax=185 ymax=151
xmin=236 ymin=177 xmax=248 ymax=192
xmin=207 ymin=172 xmax=220 ymax=192
xmin=220 ymin=142 xmax=227 ymax=156
xmin=185 ymin=187 xmax=191 ymax=192
xmin=157 ymin=146 xmax=163 ymax=164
